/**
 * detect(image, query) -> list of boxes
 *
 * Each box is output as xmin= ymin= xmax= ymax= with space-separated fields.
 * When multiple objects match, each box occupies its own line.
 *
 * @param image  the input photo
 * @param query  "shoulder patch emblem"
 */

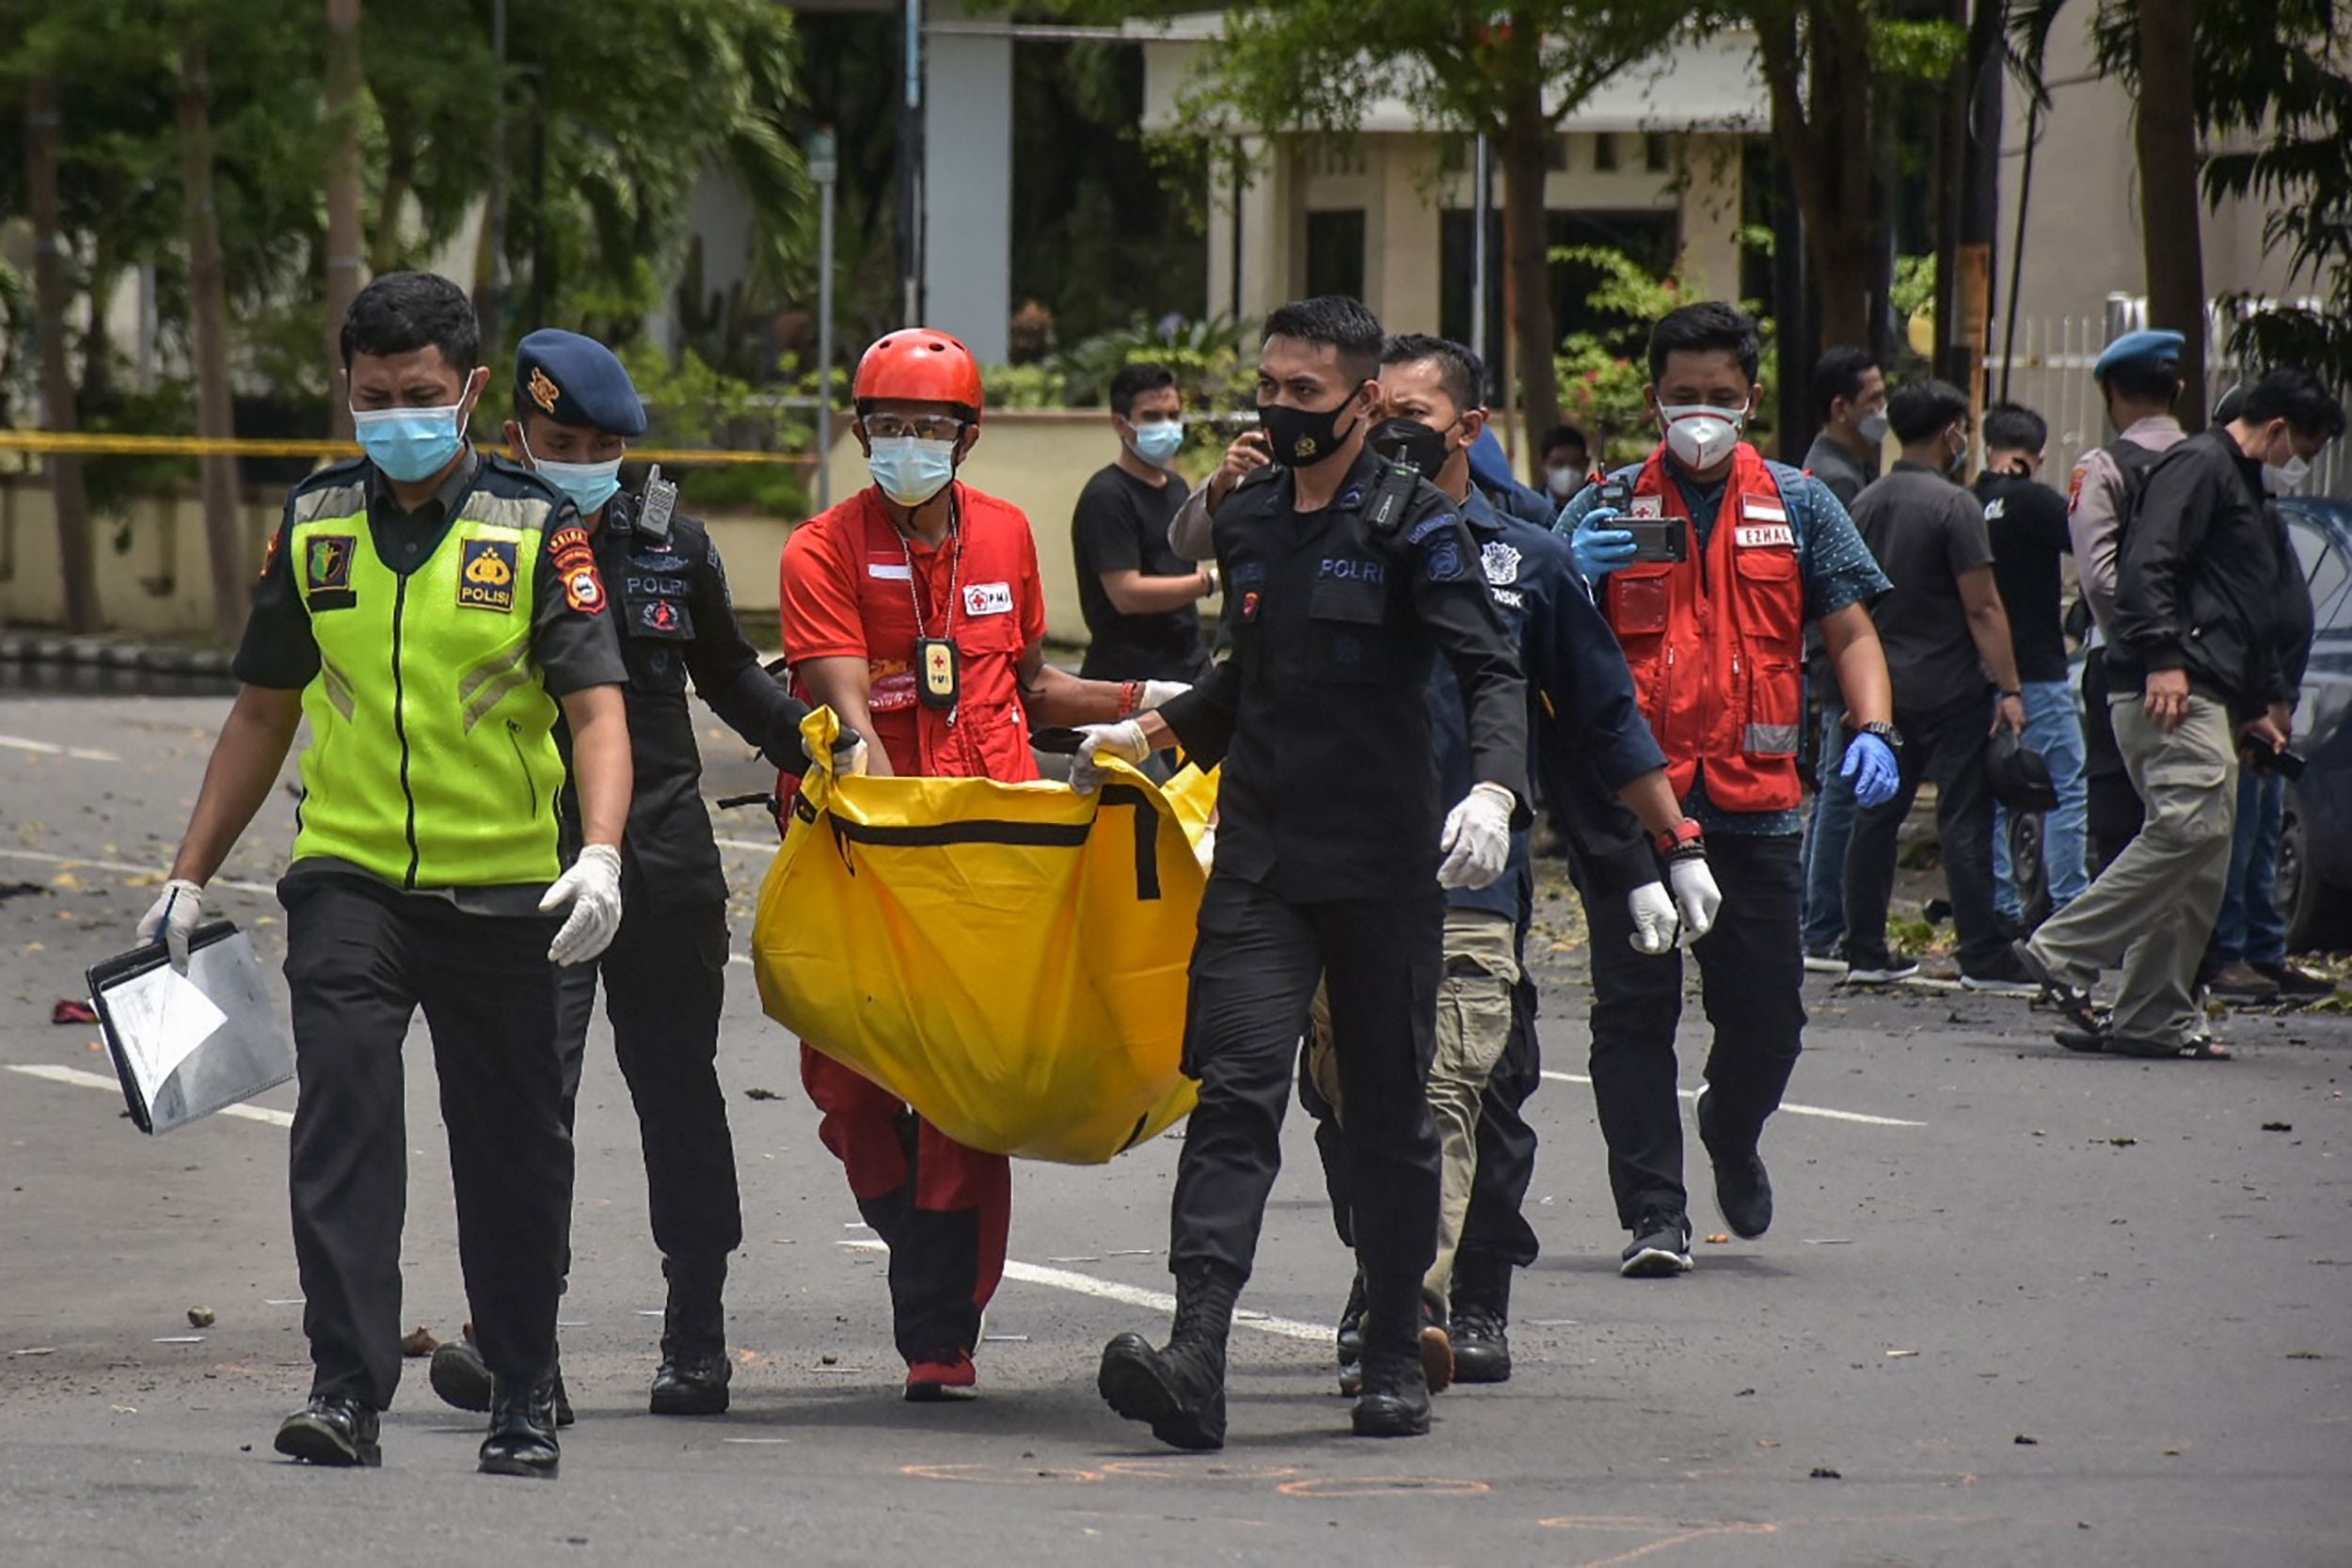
xmin=1480 ymin=540 xmax=1521 ymax=586
xmin=564 ymin=562 xmax=606 ymax=615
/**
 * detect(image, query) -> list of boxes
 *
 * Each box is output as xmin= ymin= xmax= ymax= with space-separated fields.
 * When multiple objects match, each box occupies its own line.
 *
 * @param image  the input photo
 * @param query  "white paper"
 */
xmin=105 ymin=963 xmax=230 ymax=1097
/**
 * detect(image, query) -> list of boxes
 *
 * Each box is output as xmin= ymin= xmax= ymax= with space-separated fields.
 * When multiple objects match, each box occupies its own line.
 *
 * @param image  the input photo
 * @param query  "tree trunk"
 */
xmin=177 ymin=37 xmax=247 ymax=647
xmin=1758 ymin=6 xmax=1872 ymax=351
xmin=370 ymin=140 xmax=415 ymax=278
xmin=1499 ymin=81 xmax=1559 ymax=467
xmin=24 ymin=72 xmax=99 ymax=634
xmin=324 ymin=0 xmax=364 ymax=438
xmin=2134 ymin=0 xmax=2206 ymax=429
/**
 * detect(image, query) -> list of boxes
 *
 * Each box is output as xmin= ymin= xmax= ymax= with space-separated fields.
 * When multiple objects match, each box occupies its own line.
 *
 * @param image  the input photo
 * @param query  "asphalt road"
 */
xmin=1 ymin=689 xmax=2346 ymax=1568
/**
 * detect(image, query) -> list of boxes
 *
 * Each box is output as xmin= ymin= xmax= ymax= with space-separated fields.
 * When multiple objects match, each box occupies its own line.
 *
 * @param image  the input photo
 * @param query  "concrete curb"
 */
xmin=0 ymin=632 xmax=233 ymax=676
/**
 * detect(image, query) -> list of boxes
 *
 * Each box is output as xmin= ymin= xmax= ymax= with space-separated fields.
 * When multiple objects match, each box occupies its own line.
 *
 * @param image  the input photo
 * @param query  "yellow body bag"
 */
xmin=753 ymin=711 xmax=1211 ymax=1164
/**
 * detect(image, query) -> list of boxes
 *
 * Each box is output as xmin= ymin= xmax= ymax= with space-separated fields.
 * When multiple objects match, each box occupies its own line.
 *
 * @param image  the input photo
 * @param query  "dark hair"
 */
xmin=1887 ymin=379 xmax=1971 ymax=445
xmin=2106 ymin=362 xmax=2184 ymax=406
xmin=1380 ymin=333 xmax=1486 ymax=414
xmin=1108 ymin=361 xmax=1179 ymax=419
xmin=1646 ymin=301 xmax=1761 ymax=385
xmin=1263 ymin=294 xmax=1385 ymax=383
xmin=1979 ymin=401 xmax=2048 ymax=454
xmin=1542 ymin=423 xmax=1589 ymax=457
xmin=1810 ymin=346 xmax=1880 ymax=423
xmin=340 ymin=272 xmax=479 ymax=372
xmin=2239 ymin=367 xmax=2348 ymax=441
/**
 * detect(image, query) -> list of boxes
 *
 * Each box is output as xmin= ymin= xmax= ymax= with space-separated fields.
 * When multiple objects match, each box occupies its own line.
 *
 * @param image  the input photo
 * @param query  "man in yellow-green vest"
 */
xmin=136 ymin=272 xmax=634 ymax=1481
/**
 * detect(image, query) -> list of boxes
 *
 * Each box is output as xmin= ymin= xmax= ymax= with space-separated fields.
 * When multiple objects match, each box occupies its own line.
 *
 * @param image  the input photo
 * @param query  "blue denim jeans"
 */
xmin=1994 ymin=678 xmax=2090 ymax=921
xmin=2209 ymin=769 xmax=2288 ymax=967
xmin=1800 ymin=703 xmax=1854 ymax=955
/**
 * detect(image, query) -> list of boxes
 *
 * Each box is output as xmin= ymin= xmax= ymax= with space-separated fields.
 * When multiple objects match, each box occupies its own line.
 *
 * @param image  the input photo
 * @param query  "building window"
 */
xmin=1549 ymin=210 xmax=1682 ymax=342
xmin=1645 ymin=133 xmax=1673 ymax=172
xmin=1546 ymin=135 xmax=1569 ymax=173
xmin=1591 ymin=134 xmax=1618 ymax=172
xmin=1438 ymin=209 xmax=1507 ymax=374
xmin=1306 ymin=210 xmax=1367 ymax=302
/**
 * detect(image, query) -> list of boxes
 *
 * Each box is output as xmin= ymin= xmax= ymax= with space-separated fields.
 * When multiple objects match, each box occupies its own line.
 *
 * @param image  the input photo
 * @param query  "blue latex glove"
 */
xmin=1841 ymin=731 xmax=1901 ymax=809
xmin=1571 ymin=506 xmax=1638 ymax=583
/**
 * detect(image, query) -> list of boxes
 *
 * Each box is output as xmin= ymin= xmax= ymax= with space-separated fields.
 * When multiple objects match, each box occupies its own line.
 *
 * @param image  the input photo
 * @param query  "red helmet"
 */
xmin=852 ymin=328 xmax=984 ymax=420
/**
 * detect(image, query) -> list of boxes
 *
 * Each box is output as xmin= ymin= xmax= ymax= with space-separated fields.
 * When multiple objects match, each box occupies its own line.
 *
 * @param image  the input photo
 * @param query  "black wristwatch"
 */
xmin=1848 ymin=719 xmax=1904 ymax=752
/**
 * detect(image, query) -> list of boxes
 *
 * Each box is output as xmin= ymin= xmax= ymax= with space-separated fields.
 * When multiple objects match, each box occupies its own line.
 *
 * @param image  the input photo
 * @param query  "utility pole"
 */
xmin=898 ymin=0 xmax=924 ymax=325
xmin=809 ymin=125 xmax=839 ymax=510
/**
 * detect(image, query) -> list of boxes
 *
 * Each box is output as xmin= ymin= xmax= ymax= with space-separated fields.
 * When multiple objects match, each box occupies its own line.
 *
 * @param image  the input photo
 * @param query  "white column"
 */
xmin=921 ymin=14 xmax=1012 ymax=362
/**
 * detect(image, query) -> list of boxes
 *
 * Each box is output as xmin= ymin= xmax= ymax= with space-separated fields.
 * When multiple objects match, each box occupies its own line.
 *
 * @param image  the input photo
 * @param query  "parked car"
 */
xmin=2009 ymin=496 xmax=2352 ymax=950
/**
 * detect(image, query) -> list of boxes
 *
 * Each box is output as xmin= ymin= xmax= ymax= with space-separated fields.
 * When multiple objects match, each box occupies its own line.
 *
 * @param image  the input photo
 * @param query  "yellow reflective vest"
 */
xmin=285 ymin=459 xmax=571 ymax=889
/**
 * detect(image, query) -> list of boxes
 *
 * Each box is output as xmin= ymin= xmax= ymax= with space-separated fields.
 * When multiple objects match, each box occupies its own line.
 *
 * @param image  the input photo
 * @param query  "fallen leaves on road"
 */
xmin=2263 ymin=1121 xmax=2294 ymax=1132
xmin=51 ymin=999 xmax=97 ymax=1024
xmin=743 ymin=1086 xmax=783 ymax=1101
xmin=1704 ymin=1233 xmax=1731 ymax=1245
xmin=399 ymin=1327 xmax=439 ymax=1357
xmin=2106 ymin=1136 xmax=2137 ymax=1148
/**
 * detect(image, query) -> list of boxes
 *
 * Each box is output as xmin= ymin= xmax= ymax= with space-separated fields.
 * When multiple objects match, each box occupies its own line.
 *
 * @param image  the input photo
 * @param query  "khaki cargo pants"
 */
xmin=1311 ymin=907 xmax=1519 ymax=1309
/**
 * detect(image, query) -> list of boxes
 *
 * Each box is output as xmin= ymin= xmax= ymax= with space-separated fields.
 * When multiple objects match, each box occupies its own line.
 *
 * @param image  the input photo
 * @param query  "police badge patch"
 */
xmin=1481 ymin=540 xmax=1522 ymax=586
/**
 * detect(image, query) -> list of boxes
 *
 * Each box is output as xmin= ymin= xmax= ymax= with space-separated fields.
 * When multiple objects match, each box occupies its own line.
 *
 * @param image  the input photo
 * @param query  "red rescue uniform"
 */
xmin=1601 ymin=443 xmax=1808 ymax=814
xmin=779 ymin=481 xmax=1046 ymax=1371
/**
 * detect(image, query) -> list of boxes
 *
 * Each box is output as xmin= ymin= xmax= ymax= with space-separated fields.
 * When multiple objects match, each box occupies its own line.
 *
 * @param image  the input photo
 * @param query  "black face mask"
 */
xmin=1260 ymin=389 xmax=1365 ymax=468
xmin=1369 ymin=416 xmax=1454 ymax=477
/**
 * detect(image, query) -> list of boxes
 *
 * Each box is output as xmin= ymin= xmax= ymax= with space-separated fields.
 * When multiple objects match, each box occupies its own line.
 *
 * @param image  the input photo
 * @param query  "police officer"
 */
xmin=1309 ymin=333 xmax=1720 ymax=1391
xmin=421 ymin=330 xmax=816 ymax=1421
xmin=1072 ymin=294 xmax=1531 ymax=1449
xmin=137 ymin=273 xmax=632 ymax=1478
xmin=2068 ymin=329 xmax=2190 ymax=873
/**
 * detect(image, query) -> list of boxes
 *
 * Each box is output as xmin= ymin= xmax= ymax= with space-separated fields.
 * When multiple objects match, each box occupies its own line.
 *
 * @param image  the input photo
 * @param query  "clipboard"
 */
xmin=85 ymin=920 xmax=294 ymax=1134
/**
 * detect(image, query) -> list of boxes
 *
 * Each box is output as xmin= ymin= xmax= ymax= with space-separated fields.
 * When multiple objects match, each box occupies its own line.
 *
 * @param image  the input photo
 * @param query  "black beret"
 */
xmin=516 ymin=328 xmax=647 ymax=436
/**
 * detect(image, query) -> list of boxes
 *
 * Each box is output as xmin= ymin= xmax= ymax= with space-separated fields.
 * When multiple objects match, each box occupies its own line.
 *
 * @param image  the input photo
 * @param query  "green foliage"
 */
xmin=1891 ymin=255 xmax=1937 ymax=322
xmin=982 ymin=363 xmax=1069 ymax=412
xmin=616 ymin=343 xmax=809 ymax=515
xmin=1867 ymin=18 xmax=1967 ymax=81
xmin=1054 ymin=315 xmax=1260 ymax=410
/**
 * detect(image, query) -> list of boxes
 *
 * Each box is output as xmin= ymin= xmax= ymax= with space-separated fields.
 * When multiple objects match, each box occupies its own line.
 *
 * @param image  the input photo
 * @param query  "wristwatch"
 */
xmin=1849 ymin=719 xmax=1904 ymax=752
xmin=1653 ymin=816 xmax=1705 ymax=859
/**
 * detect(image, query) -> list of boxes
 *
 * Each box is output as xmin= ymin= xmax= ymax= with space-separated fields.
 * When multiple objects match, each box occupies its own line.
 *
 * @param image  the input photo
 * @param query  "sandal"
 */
xmin=2013 ymin=942 xmax=2103 ymax=1035
xmin=2105 ymin=1033 xmax=2233 ymax=1061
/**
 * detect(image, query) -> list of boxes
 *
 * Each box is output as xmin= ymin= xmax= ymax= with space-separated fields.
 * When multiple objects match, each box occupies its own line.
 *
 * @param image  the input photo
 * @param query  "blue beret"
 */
xmin=2093 ymin=328 xmax=2185 ymax=383
xmin=516 ymin=328 xmax=646 ymax=436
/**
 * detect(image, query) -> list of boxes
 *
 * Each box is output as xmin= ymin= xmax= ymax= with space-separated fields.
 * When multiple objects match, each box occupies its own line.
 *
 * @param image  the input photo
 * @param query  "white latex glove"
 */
xmin=1667 ymin=853 xmax=1722 ymax=945
xmin=1437 ymin=782 xmax=1515 ymax=891
xmin=1071 ymin=720 xmax=1152 ymax=794
xmin=539 ymin=844 xmax=624 ymax=966
xmin=136 ymin=878 xmax=205 ymax=972
xmin=1193 ymin=823 xmax=1216 ymax=875
xmin=1138 ymin=680 xmax=1190 ymax=711
xmin=1627 ymin=881 xmax=1678 ymax=955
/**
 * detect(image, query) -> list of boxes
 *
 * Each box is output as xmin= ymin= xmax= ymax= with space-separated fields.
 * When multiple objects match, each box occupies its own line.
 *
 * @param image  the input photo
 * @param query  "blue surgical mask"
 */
xmin=533 ymin=455 xmax=624 ymax=515
xmin=352 ymin=402 xmax=469 ymax=483
xmin=1132 ymin=420 xmax=1184 ymax=467
xmin=867 ymin=436 xmax=958 ymax=506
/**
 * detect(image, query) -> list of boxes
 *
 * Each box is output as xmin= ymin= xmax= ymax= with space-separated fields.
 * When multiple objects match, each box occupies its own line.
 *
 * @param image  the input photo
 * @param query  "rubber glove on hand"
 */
xmin=136 ymin=878 xmax=205 ymax=972
xmin=1437 ymin=782 xmax=1516 ymax=890
xmin=803 ymin=726 xmax=869 ymax=777
xmin=1666 ymin=847 xmax=1722 ymax=945
xmin=1627 ymin=881 xmax=1678 ymax=954
xmin=540 ymin=844 xmax=624 ymax=966
xmin=1571 ymin=506 xmax=1638 ymax=584
xmin=1071 ymin=720 xmax=1151 ymax=794
xmin=1841 ymin=731 xmax=1901 ymax=810
xmin=1139 ymin=680 xmax=1190 ymax=711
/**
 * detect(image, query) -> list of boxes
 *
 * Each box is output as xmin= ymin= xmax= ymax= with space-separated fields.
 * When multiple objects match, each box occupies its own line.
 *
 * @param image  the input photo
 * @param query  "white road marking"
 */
xmin=841 ymin=1238 xmax=1327 ymax=1343
xmin=0 ymin=735 xmax=119 ymax=763
xmin=7 ymin=1063 xmax=294 ymax=1127
xmin=1537 ymin=1069 xmax=1926 ymax=1129
xmin=0 ymin=847 xmax=276 ymax=897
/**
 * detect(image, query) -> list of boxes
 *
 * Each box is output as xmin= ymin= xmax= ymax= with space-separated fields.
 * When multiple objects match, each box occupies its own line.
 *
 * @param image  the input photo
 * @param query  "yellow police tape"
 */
xmin=0 ymin=430 xmax=808 ymax=466
xmin=753 ymin=707 xmax=1215 ymax=1165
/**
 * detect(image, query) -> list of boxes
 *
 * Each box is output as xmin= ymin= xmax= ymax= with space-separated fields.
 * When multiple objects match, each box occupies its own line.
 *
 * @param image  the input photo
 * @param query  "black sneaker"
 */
xmin=274 ymin=1394 xmax=381 ymax=1468
xmin=1334 ymin=1271 xmax=1365 ymax=1368
xmin=1695 ymin=1085 xmax=1772 ymax=1240
xmin=1619 ymin=1212 xmax=1693 ymax=1278
xmin=1960 ymin=949 xmax=2042 ymax=996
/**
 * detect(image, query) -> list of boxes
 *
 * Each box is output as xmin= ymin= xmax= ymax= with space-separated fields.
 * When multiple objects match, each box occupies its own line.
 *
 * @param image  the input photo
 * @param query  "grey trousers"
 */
xmin=2026 ymin=693 xmax=2239 ymax=1046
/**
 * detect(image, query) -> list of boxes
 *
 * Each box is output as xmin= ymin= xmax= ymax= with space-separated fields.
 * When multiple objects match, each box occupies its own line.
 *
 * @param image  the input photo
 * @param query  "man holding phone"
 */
xmin=1556 ymin=302 xmax=1896 ymax=1277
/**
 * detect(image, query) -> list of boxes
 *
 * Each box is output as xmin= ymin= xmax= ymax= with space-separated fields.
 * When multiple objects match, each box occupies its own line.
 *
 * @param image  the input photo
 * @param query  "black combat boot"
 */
xmin=650 ymin=1256 xmax=732 ymax=1416
xmin=1351 ymin=1273 xmax=1433 ymax=1438
xmin=1097 ymin=1259 xmax=1240 ymax=1451
xmin=1448 ymin=1254 xmax=1513 ymax=1385
xmin=1335 ymin=1270 xmax=1366 ymax=1397
xmin=478 ymin=1373 xmax=561 ymax=1479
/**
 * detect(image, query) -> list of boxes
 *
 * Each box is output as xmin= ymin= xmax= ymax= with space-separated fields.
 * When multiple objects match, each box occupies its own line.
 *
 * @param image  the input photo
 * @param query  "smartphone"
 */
xmin=1626 ymin=516 xmax=1689 ymax=563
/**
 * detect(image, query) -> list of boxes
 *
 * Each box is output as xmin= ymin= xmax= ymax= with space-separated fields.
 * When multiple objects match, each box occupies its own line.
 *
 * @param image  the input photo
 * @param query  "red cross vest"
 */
xmin=1600 ymin=442 xmax=1808 ymax=814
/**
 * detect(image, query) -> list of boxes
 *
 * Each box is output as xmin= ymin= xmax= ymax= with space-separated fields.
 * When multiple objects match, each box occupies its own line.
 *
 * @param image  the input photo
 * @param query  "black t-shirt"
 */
xmin=1850 ymin=461 xmax=1997 ymax=714
xmin=1071 ymin=462 xmax=1204 ymax=681
xmin=1973 ymin=470 xmax=2074 ymax=684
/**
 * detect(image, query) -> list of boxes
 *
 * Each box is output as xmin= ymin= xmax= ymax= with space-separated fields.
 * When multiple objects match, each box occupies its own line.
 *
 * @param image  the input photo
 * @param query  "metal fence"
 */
xmin=1985 ymin=294 xmax=2349 ymax=502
